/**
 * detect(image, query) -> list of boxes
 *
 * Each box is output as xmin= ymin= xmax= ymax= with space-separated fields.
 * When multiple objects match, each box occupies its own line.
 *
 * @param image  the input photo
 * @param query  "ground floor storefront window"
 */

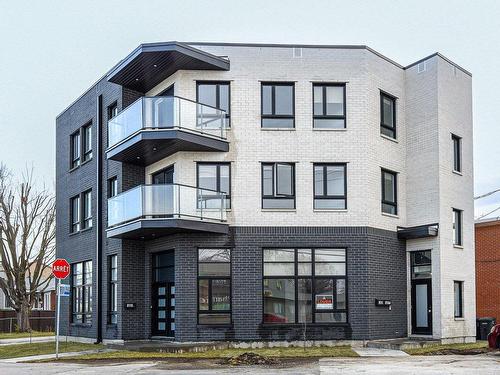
xmin=263 ymin=248 xmax=347 ymax=324
xmin=198 ymin=248 xmax=231 ymax=324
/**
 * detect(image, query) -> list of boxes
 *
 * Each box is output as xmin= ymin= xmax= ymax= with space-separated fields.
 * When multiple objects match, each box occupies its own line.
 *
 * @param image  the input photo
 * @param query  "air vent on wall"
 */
xmin=417 ymin=61 xmax=427 ymax=73
xmin=293 ymin=47 xmax=302 ymax=58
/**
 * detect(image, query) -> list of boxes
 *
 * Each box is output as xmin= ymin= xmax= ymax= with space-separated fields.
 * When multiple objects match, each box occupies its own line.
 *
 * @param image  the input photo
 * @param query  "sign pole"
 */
xmin=56 ymin=278 xmax=60 ymax=360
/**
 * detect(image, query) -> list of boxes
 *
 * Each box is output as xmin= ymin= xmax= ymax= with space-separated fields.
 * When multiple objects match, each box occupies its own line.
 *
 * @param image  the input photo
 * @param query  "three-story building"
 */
xmin=56 ymin=42 xmax=475 ymax=343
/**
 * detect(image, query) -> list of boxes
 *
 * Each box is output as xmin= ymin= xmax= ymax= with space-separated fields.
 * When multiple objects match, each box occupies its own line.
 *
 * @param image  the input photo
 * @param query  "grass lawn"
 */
xmin=0 ymin=341 xmax=103 ymax=359
xmin=405 ymin=341 xmax=488 ymax=355
xmin=0 ymin=331 xmax=54 ymax=340
xmin=62 ymin=346 xmax=358 ymax=361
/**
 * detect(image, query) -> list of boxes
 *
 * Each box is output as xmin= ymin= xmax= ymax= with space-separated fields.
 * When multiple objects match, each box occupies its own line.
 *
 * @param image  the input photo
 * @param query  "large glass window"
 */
xmin=262 ymin=163 xmax=295 ymax=209
xmin=198 ymin=249 xmax=231 ymax=325
xmin=263 ymin=248 xmax=347 ymax=324
xmin=314 ymin=164 xmax=347 ymax=209
xmin=454 ymin=281 xmax=463 ymax=318
xmin=82 ymin=123 xmax=92 ymax=162
xmin=381 ymin=169 xmax=398 ymax=215
xmin=380 ymin=92 xmax=396 ymax=139
xmin=72 ymin=260 xmax=92 ymax=324
xmin=453 ymin=208 xmax=463 ymax=246
xmin=82 ymin=190 xmax=92 ymax=229
xmin=197 ymin=82 xmax=230 ymax=126
xmin=108 ymin=255 xmax=117 ymax=324
xmin=452 ymin=134 xmax=462 ymax=173
xmin=70 ymin=131 xmax=80 ymax=169
xmin=197 ymin=163 xmax=231 ymax=209
xmin=261 ymin=83 xmax=295 ymax=128
xmin=70 ymin=195 xmax=80 ymax=233
xmin=313 ymin=84 xmax=346 ymax=129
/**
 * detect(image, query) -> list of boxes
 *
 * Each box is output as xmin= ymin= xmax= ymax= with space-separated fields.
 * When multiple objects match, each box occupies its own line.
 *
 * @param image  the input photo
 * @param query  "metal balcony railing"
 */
xmin=108 ymin=96 xmax=227 ymax=149
xmin=107 ymin=183 xmax=228 ymax=228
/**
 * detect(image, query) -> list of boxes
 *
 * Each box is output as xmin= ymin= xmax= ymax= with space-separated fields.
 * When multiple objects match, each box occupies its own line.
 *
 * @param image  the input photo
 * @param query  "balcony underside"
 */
xmin=106 ymin=129 xmax=229 ymax=165
xmin=107 ymin=218 xmax=229 ymax=239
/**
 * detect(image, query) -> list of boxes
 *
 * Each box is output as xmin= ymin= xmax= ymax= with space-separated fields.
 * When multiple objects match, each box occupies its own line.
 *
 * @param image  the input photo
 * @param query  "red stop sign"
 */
xmin=52 ymin=258 xmax=70 ymax=279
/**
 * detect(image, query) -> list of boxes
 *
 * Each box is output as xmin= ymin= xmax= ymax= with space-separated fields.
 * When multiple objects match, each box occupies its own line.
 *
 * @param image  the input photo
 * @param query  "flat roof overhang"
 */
xmin=107 ymin=42 xmax=230 ymax=93
xmin=106 ymin=129 xmax=229 ymax=166
xmin=397 ymin=223 xmax=439 ymax=240
xmin=106 ymin=218 xmax=229 ymax=240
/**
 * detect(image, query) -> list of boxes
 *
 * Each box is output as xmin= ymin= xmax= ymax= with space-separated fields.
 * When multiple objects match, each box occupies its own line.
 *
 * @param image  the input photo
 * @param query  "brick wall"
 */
xmin=475 ymin=220 xmax=500 ymax=320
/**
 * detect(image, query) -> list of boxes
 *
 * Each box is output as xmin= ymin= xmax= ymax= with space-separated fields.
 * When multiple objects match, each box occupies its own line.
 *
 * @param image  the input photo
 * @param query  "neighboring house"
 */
xmin=475 ymin=218 xmax=500 ymax=321
xmin=0 ymin=265 xmax=55 ymax=311
xmin=55 ymin=42 xmax=475 ymax=344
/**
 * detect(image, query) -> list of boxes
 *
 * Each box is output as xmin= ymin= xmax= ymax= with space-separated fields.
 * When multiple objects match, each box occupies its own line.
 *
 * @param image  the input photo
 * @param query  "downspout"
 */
xmin=96 ymin=94 xmax=103 ymax=343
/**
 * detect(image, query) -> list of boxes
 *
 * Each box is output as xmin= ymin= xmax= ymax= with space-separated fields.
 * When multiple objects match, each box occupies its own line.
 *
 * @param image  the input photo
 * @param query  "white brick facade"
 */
xmin=142 ymin=44 xmax=474 ymax=341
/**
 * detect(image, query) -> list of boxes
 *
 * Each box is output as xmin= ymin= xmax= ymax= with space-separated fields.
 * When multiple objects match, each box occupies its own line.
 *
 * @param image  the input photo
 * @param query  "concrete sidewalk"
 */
xmin=0 ymin=336 xmax=55 ymax=346
xmin=353 ymin=347 xmax=409 ymax=357
xmin=0 ymin=348 xmax=115 ymax=363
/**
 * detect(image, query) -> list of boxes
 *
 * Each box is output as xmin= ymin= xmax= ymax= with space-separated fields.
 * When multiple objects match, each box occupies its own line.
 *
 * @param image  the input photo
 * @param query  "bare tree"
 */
xmin=0 ymin=165 xmax=55 ymax=332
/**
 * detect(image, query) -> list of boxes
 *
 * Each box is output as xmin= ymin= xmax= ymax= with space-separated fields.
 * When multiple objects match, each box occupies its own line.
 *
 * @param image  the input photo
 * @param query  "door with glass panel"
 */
xmin=410 ymin=251 xmax=432 ymax=335
xmin=151 ymin=166 xmax=174 ymax=219
xmin=152 ymin=251 xmax=175 ymax=337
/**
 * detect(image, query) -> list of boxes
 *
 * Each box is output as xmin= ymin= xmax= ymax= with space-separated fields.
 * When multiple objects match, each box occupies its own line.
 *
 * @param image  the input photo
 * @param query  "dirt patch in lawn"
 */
xmin=422 ymin=348 xmax=490 ymax=356
xmin=218 ymin=352 xmax=281 ymax=366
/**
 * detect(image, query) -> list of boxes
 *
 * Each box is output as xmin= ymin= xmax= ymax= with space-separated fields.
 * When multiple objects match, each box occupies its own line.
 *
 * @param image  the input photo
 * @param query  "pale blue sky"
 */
xmin=0 ymin=0 xmax=499 ymax=217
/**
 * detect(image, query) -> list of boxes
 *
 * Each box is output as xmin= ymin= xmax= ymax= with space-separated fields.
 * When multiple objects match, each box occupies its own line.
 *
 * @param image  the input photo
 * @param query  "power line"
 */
xmin=476 ymin=205 xmax=500 ymax=220
xmin=474 ymin=188 xmax=500 ymax=200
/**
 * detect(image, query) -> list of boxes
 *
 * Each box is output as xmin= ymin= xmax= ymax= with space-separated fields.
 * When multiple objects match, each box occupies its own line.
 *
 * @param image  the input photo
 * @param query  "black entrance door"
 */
xmin=411 ymin=279 xmax=432 ymax=335
xmin=152 ymin=251 xmax=175 ymax=337
xmin=410 ymin=250 xmax=432 ymax=335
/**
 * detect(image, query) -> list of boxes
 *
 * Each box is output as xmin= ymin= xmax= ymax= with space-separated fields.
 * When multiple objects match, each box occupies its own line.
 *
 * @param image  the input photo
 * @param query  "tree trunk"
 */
xmin=16 ymin=303 xmax=31 ymax=332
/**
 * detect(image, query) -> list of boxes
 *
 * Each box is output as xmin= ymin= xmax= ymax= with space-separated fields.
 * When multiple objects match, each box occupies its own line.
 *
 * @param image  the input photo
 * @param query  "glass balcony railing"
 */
xmin=107 ymin=184 xmax=228 ymax=228
xmin=108 ymin=96 xmax=227 ymax=148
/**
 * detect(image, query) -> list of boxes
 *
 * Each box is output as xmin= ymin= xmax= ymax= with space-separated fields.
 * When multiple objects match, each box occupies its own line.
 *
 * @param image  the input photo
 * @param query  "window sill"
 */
xmin=81 ymin=158 xmax=93 ymax=167
xmin=452 ymin=170 xmax=463 ymax=176
xmin=382 ymin=212 xmax=399 ymax=219
xmin=261 ymin=322 xmax=349 ymax=327
xmin=453 ymin=245 xmax=464 ymax=249
xmin=261 ymin=209 xmax=296 ymax=212
xmin=313 ymin=209 xmax=348 ymax=212
xmin=70 ymin=323 xmax=92 ymax=328
xmin=380 ymin=134 xmax=398 ymax=143
xmin=261 ymin=127 xmax=296 ymax=131
xmin=454 ymin=317 xmax=465 ymax=321
xmin=106 ymin=323 xmax=118 ymax=328
xmin=69 ymin=227 xmax=93 ymax=237
xmin=312 ymin=128 xmax=347 ymax=132
xmin=197 ymin=324 xmax=233 ymax=329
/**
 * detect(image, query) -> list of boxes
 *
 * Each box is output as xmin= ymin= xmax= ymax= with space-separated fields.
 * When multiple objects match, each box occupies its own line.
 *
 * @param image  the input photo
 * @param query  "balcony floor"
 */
xmin=106 ymin=218 xmax=229 ymax=239
xmin=106 ymin=129 xmax=229 ymax=166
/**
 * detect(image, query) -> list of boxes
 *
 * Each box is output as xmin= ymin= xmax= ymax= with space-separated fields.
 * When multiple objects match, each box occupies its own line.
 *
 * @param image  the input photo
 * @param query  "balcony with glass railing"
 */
xmin=106 ymin=183 xmax=228 ymax=239
xmin=106 ymin=96 xmax=229 ymax=165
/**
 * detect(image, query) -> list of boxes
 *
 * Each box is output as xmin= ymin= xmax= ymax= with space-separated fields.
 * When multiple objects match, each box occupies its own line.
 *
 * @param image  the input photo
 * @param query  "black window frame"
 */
xmin=82 ymin=189 xmax=92 ymax=230
xmin=70 ymin=190 xmax=93 ymax=234
xmin=261 ymin=162 xmax=296 ymax=209
xmin=312 ymin=83 xmax=346 ymax=129
xmin=261 ymin=82 xmax=295 ymax=128
xmin=70 ymin=130 xmax=81 ymax=169
xmin=381 ymin=168 xmax=398 ymax=215
xmin=196 ymin=162 xmax=231 ymax=209
xmin=453 ymin=208 xmax=463 ymax=246
xmin=108 ymin=254 xmax=118 ymax=325
xmin=262 ymin=248 xmax=348 ymax=325
xmin=81 ymin=122 xmax=92 ymax=162
xmin=452 ymin=134 xmax=462 ymax=173
xmin=108 ymin=176 xmax=118 ymax=198
xmin=108 ymin=102 xmax=118 ymax=120
xmin=454 ymin=281 xmax=463 ymax=318
xmin=313 ymin=163 xmax=347 ymax=210
xmin=197 ymin=248 xmax=232 ymax=325
xmin=380 ymin=92 xmax=397 ymax=139
xmin=70 ymin=195 xmax=80 ymax=233
xmin=71 ymin=260 xmax=92 ymax=325
xmin=196 ymin=81 xmax=231 ymax=127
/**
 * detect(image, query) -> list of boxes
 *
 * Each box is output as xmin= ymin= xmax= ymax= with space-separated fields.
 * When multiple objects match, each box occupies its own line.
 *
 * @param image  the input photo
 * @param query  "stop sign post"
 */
xmin=52 ymin=259 xmax=71 ymax=359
